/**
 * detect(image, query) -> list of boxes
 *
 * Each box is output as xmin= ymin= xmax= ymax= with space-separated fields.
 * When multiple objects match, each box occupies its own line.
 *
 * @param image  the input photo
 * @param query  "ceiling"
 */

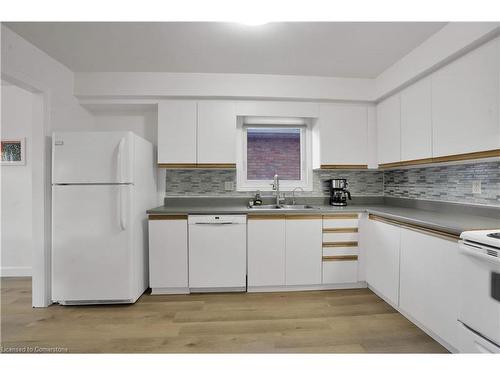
xmin=4 ymin=22 xmax=446 ymax=78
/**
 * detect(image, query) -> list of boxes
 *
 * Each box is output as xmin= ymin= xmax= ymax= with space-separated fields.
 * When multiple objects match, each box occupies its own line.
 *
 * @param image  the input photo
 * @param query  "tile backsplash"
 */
xmin=383 ymin=161 xmax=500 ymax=206
xmin=164 ymin=161 xmax=500 ymax=207
xmin=165 ymin=169 xmax=384 ymax=197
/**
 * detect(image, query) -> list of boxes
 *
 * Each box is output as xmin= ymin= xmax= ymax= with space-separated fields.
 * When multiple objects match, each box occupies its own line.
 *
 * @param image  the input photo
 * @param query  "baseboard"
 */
xmin=247 ymin=281 xmax=367 ymax=293
xmin=398 ymin=307 xmax=458 ymax=353
xmin=368 ymin=284 xmax=457 ymax=353
xmin=151 ymin=287 xmax=190 ymax=295
xmin=189 ymin=287 xmax=246 ymax=293
xmin=0 ymin=266 xmax=32 ymax=277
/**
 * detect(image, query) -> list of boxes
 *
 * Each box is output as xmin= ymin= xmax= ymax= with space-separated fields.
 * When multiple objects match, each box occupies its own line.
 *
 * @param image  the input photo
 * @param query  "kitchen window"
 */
xmin=236 ymin=118 xmax=313 ymax=191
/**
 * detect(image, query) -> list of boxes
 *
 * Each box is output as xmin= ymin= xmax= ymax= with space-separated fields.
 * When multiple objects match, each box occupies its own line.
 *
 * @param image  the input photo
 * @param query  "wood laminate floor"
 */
xmin=1 ymin=277 xmax=448 ymax=353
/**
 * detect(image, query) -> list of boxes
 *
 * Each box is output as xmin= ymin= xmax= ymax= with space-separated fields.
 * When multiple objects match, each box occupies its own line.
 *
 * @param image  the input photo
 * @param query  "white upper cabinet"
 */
xmin=157 ymin=101 xmax=197 ymax=164
xmin=400 ymin=77 xmax=432 ymax=161
xmin=318 ymin=104 xmax=368 ymax=166
xmin=431 ymin=38 xmax=500 ymax=157
xmin=376 ymin=94 xmax=401 ymax=165
xmin=197 ymin=101 xmax=237 ymax=164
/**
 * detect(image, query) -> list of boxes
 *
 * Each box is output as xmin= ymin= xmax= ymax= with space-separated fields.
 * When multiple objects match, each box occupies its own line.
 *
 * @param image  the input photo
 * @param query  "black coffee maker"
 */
xmin=328 ymin=178 xmax=352 ymax=206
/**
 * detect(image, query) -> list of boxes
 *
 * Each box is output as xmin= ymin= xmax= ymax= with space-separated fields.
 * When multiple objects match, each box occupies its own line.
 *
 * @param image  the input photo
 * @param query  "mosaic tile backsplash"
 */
xmin=384 ymin=161 xmax=500 ymax=206
xmin=165 ymin=161 xmax=500 ymax=206
xmin=165 ymin=169 xmax=384 ymax=197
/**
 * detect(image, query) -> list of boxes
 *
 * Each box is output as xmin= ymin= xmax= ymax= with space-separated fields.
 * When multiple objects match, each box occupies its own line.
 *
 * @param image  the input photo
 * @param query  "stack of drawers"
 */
xmin=322 ymin=213 xmax=360 ymax=284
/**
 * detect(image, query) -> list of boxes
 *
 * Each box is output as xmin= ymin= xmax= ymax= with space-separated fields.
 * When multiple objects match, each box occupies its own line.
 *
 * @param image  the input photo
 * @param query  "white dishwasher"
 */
xmin=188 ymin=215 xmax=247 ymax=292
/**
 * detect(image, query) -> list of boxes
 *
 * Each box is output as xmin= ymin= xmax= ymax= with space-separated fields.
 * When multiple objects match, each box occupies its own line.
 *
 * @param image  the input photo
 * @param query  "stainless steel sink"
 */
xmin=248 ymin=204 xmax=317 ymax=210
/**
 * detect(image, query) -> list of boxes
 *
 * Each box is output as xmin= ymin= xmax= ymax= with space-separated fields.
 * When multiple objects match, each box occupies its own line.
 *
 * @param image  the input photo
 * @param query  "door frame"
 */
xmin=2 ymin=70 xmax=52 ymax=307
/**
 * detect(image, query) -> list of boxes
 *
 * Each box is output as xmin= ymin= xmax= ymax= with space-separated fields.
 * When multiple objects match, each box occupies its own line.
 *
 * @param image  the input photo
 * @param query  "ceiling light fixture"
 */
xmin=237 ymin=20 xmax=269 ymax=26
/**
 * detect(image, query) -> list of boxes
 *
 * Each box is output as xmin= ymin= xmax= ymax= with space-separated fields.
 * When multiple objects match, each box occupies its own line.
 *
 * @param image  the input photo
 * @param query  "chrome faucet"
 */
xmin=271 ymin=174 xmax=284 ymax=207
xmin=291 ymin=187 xmax=304 ymax=205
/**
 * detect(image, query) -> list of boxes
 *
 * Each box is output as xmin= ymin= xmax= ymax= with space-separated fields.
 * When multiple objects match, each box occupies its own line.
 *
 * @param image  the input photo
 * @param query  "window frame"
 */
xmin=236 ymin=120 xmax=313 ymax=192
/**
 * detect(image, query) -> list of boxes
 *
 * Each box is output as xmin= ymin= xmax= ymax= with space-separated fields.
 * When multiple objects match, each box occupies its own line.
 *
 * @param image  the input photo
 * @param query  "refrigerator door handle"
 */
xmin=117 ymin=137 xmax=125 ymax=183
xmin=119 ymin=186 xmax=127 ymax=231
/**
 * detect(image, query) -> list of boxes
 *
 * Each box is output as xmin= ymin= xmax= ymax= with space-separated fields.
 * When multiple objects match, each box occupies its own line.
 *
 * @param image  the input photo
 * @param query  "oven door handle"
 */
xmin=459 ymin=243 xmax=500 ymax=265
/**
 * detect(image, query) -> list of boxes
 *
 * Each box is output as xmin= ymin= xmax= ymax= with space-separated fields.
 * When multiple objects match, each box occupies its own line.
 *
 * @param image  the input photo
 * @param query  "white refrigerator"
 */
xmin=51 ymin=131 xmax=156 ymax=304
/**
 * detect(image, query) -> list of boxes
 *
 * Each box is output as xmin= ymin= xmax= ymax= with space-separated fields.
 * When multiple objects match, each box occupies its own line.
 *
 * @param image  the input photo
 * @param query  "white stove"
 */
xmin=461 ymin=229 xmax=500 ymax=249
xmin=458 ymin=229 xmax=500 ymax=353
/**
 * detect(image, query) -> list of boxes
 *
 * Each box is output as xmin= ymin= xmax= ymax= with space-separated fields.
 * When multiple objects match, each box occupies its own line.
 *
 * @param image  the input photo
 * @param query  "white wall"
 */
xmin=73 ymin=23 xmax=500 ymax=103
xmin=93 ymin=109 xmax=157 ymax=144
xmin=375 ymin=22 xmax=500 ymax=100
xmin=1 ymin=25 xmax=95 ymax=132
xmin=74 ymin=72 xmax=375 ymax=102
xmin=1 ymin=84 xmax=34 ymax=276
xmin=1 ymin=24 xmax=95 ymax=306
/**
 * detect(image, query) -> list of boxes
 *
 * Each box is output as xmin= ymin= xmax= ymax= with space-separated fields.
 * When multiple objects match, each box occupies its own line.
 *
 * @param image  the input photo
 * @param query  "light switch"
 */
xmin=224 ymin=181 xmax=234 ymax=191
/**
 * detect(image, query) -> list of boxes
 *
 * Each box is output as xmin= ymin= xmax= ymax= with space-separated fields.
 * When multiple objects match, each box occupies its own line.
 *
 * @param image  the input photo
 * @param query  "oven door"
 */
xmin=459 ymin=241 xmax=500 ymax=346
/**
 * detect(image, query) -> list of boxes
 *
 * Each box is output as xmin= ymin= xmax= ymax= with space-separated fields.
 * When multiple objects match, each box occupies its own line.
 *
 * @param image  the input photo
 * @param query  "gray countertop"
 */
xmin=147 ymin=197 xmax=500 ymax=236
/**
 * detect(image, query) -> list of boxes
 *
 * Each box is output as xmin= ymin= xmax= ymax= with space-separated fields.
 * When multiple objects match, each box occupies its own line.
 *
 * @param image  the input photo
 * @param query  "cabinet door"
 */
xmin=432 ymin=38 xmax=499 ymax=157
xmin=197 ymin=101 xmax=237 ymax=164
xmin=400 ymin=228 xmax=459 ymax=349
xmin=148 ymin=218 xmax=188 ymax=293
xmin=401 ymin=77 xmax=432 ymax=161
xmin=285 ymin=217 xmax=322 ymax=286
xmin=319 ymin=104 xmax=368 ymax=166
xmin=247 ymin=217 xmax=286 ymax=287
xmin=376 ymin=94 xmax=401 ymax=165
xmin=157 ymin=101 xmax=197 ymax=164
xmin=365 ymin=218 xmax=400 ymax=306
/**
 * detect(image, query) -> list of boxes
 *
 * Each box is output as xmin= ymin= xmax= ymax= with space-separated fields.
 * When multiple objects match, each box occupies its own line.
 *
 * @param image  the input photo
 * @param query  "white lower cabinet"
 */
xmin=322 ymin=261 xmax=358 ymax=284
xmin=247 ymin=217 xmax=286 ymax=287
xmin=322 ymin=213 xmax=361 ymax=284
xmin=399 ymin=227 xmax=460 ymax=350
xmin=365 ymin=217 xmax=400 ymax=306
xmin=247 ymin=215 xmax=322 ymax=289
xmin=148 ymin=216 xmax=189 ymax=294
xmin=285 ymin=216 xmax=323 ymax=286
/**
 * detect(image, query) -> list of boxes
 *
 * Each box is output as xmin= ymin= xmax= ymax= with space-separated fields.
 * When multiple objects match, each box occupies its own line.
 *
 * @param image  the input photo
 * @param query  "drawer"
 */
xmin=323 ymin=232 xmax=359 ymax=242
xmin=323 ymin=247 xmax=359 ymax=257
xmin=323 ymin=218 xmax=359 ymax=229
xmin=322 ymin=260 xmax=358 ymax=284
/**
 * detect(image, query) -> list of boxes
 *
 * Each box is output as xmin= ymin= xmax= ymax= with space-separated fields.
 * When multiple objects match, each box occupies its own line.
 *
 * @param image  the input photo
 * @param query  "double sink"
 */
xmin=248 ymin=204 xmax=319 ymax=210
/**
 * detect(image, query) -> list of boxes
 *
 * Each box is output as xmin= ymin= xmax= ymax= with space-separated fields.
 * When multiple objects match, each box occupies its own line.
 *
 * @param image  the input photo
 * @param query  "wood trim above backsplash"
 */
xmin=158 ymin=163 xmax=236 ymax=169
xmin=320 ymin=164 xmax=368 ymax=170
xmin=379 ymin=149 xmax=500 ymax=169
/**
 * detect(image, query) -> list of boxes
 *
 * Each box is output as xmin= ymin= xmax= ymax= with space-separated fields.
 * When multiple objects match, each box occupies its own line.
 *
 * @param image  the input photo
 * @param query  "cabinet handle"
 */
xmin=323 ymin=242 xmax=358 ymax=247
xmin=368 ymin=214 xmax=459 ymax=241
xmin=323 ymin=255 xmax=358 ymax=261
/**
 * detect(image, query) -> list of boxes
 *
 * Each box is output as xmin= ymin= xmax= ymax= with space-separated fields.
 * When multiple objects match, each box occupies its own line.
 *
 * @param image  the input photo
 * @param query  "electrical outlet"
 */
xmin=472 ymin=180 xmax=482 ymax=194
xmin=224 ymin=181 xmax=234 ymax=191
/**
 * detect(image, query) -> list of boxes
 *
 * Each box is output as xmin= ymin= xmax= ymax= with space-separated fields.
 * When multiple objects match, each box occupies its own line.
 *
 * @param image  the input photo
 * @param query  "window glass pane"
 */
xmin=246 ymin=128 xmax=301 ymax=180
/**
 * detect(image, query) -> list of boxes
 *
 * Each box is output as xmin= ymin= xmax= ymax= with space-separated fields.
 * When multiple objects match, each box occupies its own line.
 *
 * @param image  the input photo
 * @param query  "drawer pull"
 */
xmin=323 ymin=214 xmax=359 ymax=219
xmin=323 ymin=255 xmax=358 ymax=261
xmin=368 ymin=214 xmax=460 ymax=241
xmin=323 ymin=227 xmax=358 ymax=233
xmin=323 ymin=241 xmax=358 ymax=247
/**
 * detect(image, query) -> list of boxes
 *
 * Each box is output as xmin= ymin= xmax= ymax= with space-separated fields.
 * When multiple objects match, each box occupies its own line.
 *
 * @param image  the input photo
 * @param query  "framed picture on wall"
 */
xmin=1 ymin=138 xmax=26 ymax=166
